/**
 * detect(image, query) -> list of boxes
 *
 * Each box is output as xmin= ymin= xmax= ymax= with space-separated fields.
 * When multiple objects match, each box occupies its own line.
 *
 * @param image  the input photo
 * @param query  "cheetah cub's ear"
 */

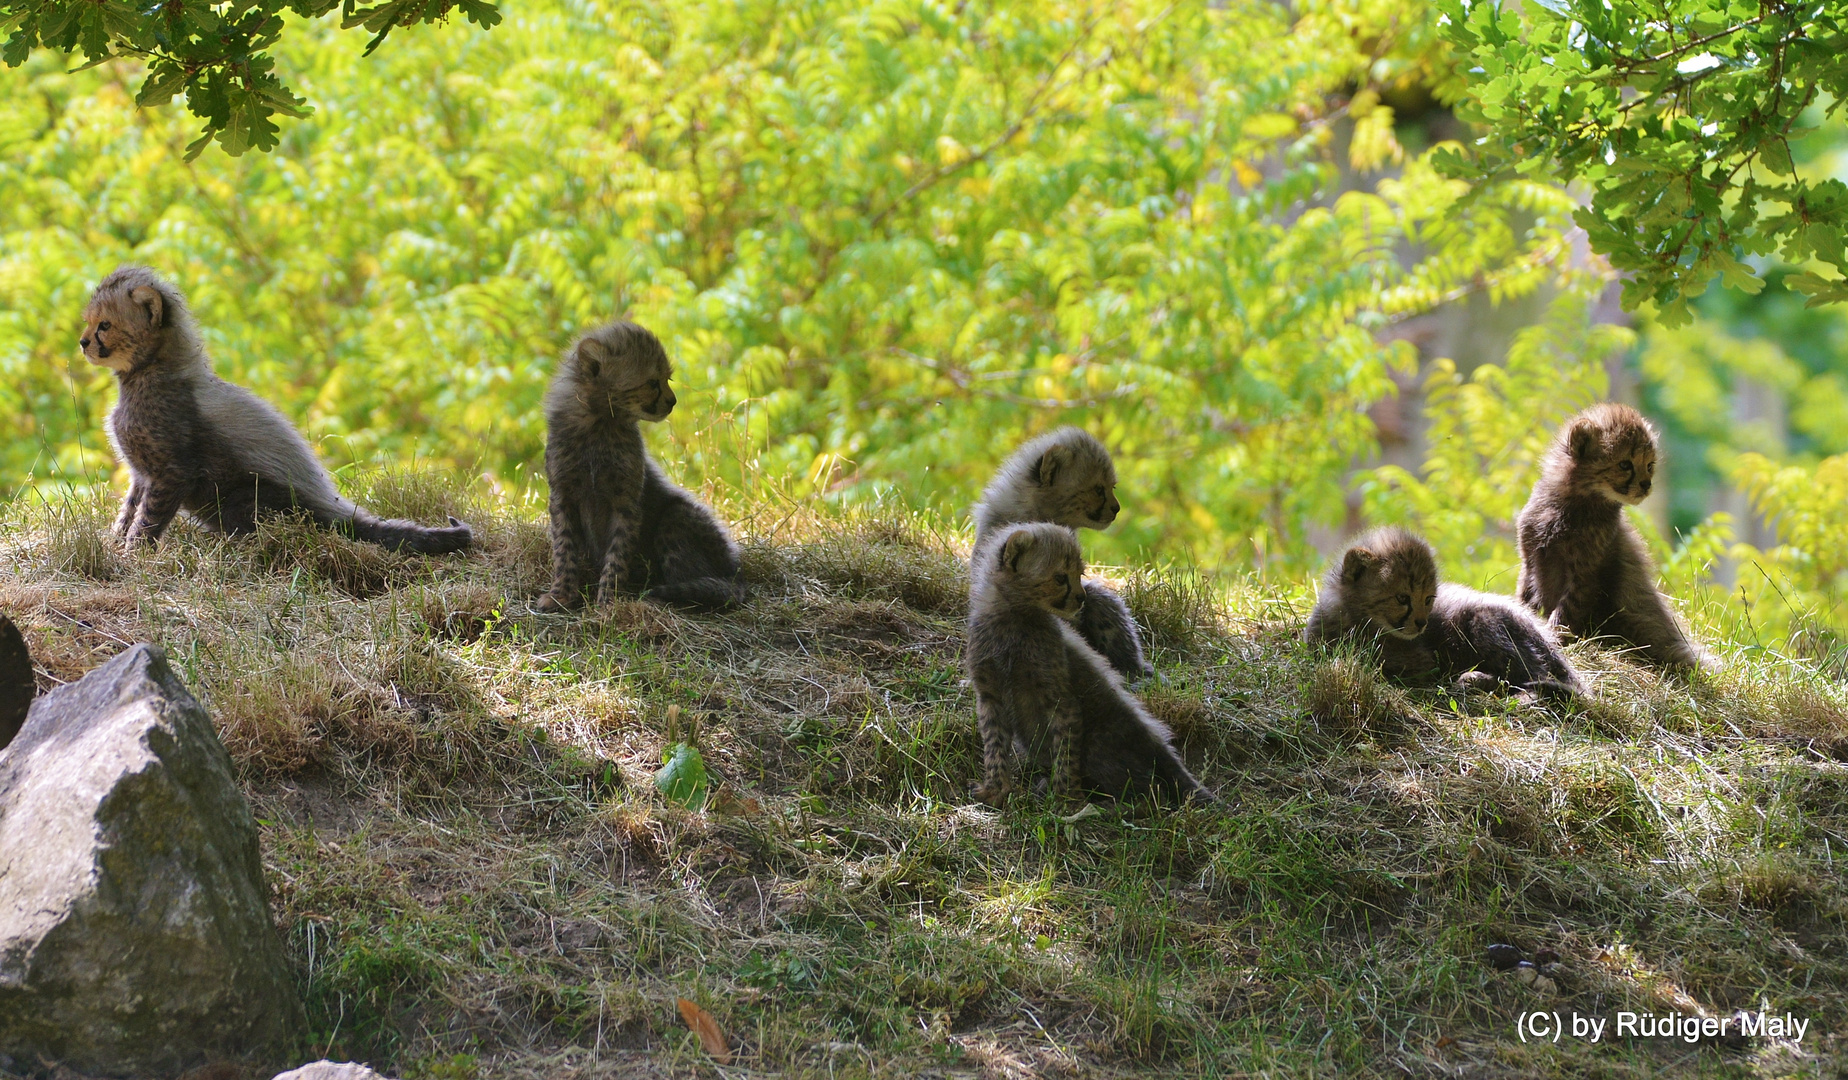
xmin=1341 ymin=544 xmax=1380 ymax=585
xmin=1567 ymin=416 xmax=1603 ymax=461
xmin=1000 ymin=526 xmax=1037 ymax=572
xmin=129 ymin=285 xmax=164 ymax=329
xmin=577 ymin=336 xmax=609 ymax=379
xmin=1036 ymin=443 xmax=1074 ymax=487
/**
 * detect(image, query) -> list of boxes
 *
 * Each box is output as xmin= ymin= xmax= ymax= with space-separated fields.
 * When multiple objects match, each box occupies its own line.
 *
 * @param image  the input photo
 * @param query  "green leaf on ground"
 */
xmin=656 ymin=742 xmax=708 ymax=810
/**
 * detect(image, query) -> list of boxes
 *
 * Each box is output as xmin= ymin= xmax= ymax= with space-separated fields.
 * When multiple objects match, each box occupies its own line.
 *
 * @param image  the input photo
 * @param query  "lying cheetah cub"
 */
xmin=1517 ymin=403 xmax=1709 ymax=669
xmin=539 ymin=320 xmax=745 ymax=612
xmin=1307 ymin=527 xmax=1583 ymax=699
xmin=974 ymin=427 xmax=1152 ymax=678
xmin=966 ymin=522 xmax=1215 ymax=807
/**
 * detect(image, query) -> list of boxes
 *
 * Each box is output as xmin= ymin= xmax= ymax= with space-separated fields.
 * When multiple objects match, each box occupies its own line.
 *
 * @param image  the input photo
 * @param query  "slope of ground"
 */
xmin=1 ymin=473 xmax=1844 ymax=1079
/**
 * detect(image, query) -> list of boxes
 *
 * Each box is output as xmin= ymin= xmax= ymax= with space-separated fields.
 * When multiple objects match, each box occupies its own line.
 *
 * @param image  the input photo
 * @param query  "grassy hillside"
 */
xmin=2 ymin=474 xmax=1845 ymax=1079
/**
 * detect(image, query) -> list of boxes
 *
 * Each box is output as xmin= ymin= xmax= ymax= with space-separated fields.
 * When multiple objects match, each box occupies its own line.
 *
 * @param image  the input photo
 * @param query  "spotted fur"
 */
xmin=972 ymin=428 xmax=1151 ymax=678
xmin=1516 ymin=404 xmax=1710 ymax=670
xmin=965 ymin=523 xmax=1214 ymax=808
xmin=538 ymin=320 xmax=744 ymax=613
xmin=80 ymin=265 xmax=471 ymax=553
xmin=1307 ymin=527 xmax=1583 ymax=698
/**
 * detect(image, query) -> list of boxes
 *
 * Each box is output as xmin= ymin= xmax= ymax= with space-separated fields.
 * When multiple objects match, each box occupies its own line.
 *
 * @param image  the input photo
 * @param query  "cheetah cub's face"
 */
xmin=992 ymin=524 xmax=1087 ymax=622
xmin=1036 ymin=442 xmax=1121 ymax=530
xmin=1561 ymin=403 xmax=1659 ymax=506
xmin=569 ymin=321 xmax=677 ymax=422
xmin=79 ymin=281 xmax=168 ymax=374
xmin=1337 ymin=532 xmax=1436 ymax=640
xmin=1596 ymin=443 xmax=1657 ymax=506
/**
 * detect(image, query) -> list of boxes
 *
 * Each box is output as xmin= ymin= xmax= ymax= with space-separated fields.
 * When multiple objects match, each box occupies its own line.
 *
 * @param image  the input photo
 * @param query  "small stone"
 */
xmin=1513 ymin=961 xmax=1539 ymax=986
xmin=1532 ymin=974 xmax=1558 ymax=995
xmin=1718 ymin=1012 xmax=1756 ymax=1049
xmin=1486 ymin=943 xmax=1523 ymax=970
xmin=1539 ymin=961 xmax=1563 ymax=980
xmin=273 ymin=1064 xmax=396 ymax=1080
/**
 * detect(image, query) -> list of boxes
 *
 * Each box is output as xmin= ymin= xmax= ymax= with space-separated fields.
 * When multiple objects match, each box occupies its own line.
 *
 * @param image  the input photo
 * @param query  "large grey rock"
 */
xmin=0 ymin=644 xmax=304 ymax=1076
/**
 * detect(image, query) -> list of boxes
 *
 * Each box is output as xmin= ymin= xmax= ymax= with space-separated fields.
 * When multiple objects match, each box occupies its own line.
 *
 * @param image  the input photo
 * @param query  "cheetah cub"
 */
xmin=539 ymin=320 xmax=745 ymax=613
xmin=1516 ymin=404 xmax=1709 ymax=669
xmin=974 ymin=428 xmax=1151 ymax=678
xmin=966 ymin=522 xmax=1214 ymax=807
xmin=1307 ymin=527 xmax=1584 ymax=699
xmin=79 ymin=265 xmax=472 ymax=553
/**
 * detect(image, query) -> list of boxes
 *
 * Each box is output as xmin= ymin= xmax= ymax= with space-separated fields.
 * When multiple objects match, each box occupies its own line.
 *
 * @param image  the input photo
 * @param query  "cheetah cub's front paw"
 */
xmin=533 ymin=591 xmax=574 ymax=614
xmin=971 ymin=779 xmax=1012 ymax=808
xmin=1455 ymin=670 xmax=1501 ymax=694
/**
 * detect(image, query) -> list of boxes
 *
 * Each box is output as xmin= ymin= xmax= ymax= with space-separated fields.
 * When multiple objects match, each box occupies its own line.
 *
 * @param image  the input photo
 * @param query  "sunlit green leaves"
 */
xmin=342 ymin=0 xmax=501 ymax=56
xmin=0 ymin=0 xmax=497 ymax=156
xmin=1731 ymin=450 xmax=1848 ymax=632
xmin=1439 ymin=0 xmax=1848 ymax=323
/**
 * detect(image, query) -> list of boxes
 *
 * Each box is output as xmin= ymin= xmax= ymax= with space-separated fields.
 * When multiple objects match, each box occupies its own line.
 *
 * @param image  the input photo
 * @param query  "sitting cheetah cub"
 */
xmin=539 ymin=320 xmax=745 ymax=613
xmin=974 ymin=428 xmax=1152 ymax=678
xmin=79 ymin=265 xmax=472 ymax=553
xmin=1517 ymin=404 xmax=1709 ymax=669
xmin=966 ymin=522 xmax=1215 ymax=807
xmin=1307 ymin=527 xmax=1583 ymax=699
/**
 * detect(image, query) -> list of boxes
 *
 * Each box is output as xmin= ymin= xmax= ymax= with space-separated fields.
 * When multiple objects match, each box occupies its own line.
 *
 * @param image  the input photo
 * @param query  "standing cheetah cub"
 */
xmin=1516 ymin=404 xmax=1709 ymax=669
xmin=79 ymin=265 xmax=472 ymax=553
xmin=966 ymin=522 xmax=1214 ymax=807
xmin=539 ymin=320 xmax=745 ymax=613
xmin=974 ymin=428 xmax=1151 ymax=678
xmin=1307 ymin=527 xmax=1583 ymax=699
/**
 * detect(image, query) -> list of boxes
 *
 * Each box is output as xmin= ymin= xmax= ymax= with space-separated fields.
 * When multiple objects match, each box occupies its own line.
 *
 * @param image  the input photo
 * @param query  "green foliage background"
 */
xmin=1438 ymin=0 xmax=1848 ymax=319
xmin=0 ymin=0 xmax=1584 ymax=567
xmin=1429 ymin=0 xmax=1848 ymax=655
xmin=2 ymin=0 xmax=1846 ymax=650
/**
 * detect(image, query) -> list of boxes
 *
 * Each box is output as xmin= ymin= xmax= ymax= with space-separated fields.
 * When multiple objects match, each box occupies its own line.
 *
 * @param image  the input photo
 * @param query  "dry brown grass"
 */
xmin=2 ymin=475 xmax=1845 ymax=1079
xmin=1304 ymin=653 xmax=1420 ymax=741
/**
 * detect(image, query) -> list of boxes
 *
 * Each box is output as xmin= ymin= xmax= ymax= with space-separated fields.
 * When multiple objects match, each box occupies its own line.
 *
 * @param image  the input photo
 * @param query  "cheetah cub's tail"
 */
xmin=1158 ymin=748 xmax=1223 ymax=808
xmin=647 ymin=576 xmax=747 ymax=613
xmin=348 ymin=509 xmax=474 ymax=554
